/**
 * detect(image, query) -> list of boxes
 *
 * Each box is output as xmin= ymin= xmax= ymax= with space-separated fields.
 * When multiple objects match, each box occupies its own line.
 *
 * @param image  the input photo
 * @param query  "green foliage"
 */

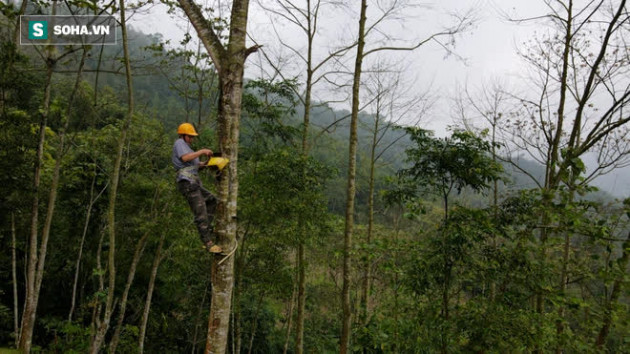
xmin=0 ymin=291 xmax=11 ymax=345
xmin=235 ymin=77 xmax=341 ymax=352
xmin=1 ymin=12 xmax=630 ymax=353
xmin=0 ymin=41 xmax=42 ymax=111
xmin=241 ymin=148 xmax=333 ymax=241
xmin=400 ymin=127 xmax=503 ymax=200
xmin=241 ymin=78 xmax=301 ymax=159
xmin=237 ymin=294 xmax=286 ymax=354
xmin=39 ymin=319 xmax=91 ymax=353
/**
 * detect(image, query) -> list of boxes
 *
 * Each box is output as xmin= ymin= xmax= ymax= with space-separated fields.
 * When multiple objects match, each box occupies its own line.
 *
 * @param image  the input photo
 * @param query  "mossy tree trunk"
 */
xmin=177 ymin=1 xmax=259 ymax=352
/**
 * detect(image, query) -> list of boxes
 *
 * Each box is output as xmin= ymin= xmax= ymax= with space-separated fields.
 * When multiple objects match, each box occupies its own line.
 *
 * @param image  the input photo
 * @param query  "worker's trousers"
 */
xmin=177 ymin=179 xmax=217 ymax=245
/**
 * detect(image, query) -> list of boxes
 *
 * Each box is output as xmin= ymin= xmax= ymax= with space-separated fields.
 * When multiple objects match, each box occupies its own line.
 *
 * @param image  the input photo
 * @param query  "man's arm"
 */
xmin=181 ymin=149 xmax=213 ymax=162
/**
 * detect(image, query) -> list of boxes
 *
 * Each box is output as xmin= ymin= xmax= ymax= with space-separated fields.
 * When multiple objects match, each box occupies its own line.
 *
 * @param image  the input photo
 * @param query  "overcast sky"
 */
xmin=133 ymin=1 xmax=548 ymax=129
xmin=131 ymin=1 xmax=630 ymax=196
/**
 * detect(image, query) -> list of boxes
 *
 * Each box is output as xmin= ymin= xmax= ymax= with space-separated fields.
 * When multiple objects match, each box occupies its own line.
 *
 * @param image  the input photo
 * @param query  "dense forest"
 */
xmin=1 ymin=1 xmax=630 ymax=353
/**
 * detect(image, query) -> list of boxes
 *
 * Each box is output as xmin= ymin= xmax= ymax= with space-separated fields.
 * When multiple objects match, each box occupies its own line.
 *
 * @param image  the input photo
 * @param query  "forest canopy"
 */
xmin=1 ymin=1 xmax=630 ymax=353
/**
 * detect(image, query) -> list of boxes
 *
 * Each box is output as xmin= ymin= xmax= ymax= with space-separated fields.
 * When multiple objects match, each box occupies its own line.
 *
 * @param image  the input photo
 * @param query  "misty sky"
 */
xmin=131 ymin=1 xmax=630 ymax=197
xmin=133 ymin=1 xmax=547 ymax=130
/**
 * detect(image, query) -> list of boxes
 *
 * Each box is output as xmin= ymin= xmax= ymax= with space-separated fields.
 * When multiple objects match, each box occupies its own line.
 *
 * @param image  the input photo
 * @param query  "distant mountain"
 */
xmin=65 ymin=28 xmax=623 ymax=205
xmin=582 ymin=152 xmax=630 ymax=199
xmin=502 ymin=155 xmax=618 ymax=202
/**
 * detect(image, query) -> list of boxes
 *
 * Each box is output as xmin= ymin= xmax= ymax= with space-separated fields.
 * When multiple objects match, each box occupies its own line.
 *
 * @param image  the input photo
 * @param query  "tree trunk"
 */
xmin=110 ymin=192 xmax=163 ymax=352
xmin=12 ymin=0 xmax=28 ymax=46
xmin=535 ymin=2 xmax=574 ymax=335
xmin=93 ymin=44 xmax=105 ymax=106
xmin=296 ymin=5 xmax=314 ymax=348
xmin=596 ymin=230 xmax=630 ymax=348
xmin=300 ymin=0 xmax=314 ymax=155
xmin=69 ymin=170 xmax=107 ymax=322
xmin=72 ymin=27 xmax=107 ymax=322
xmin=360 ymin=94 xmax=380 ymax=328
xmin=39 ymin=45 xmax=87 ymax=287
xmin=18 ymin=61 xmax=54 ymax=354
xmin=441 ymin=262 xmax=451 ymax=354
xmin=192 ymin=272 xmax=212 ymax=354
xmin=89 ymin=1 xmax=134 ymax=351
xmin=90 ymin=227 xmax=106 ymax=341
xmin=556 ymin=192 xmax=575 ymax=353
xmin=26 ymin=44 xmax=86 ymax=324
xmin=206 ymin=254 xmax=235 ymax=354
xmin=490 ymin=120 xmax=498 ymax=302
xmin=247 ymin=293 xmax=265 ymax=354
xmin=234 ymin=229 xmax=249 ymax=354
xmin=205 ymin=66 xmax=244 ymax=354
xmin=21 ymin=46 xmax=89 ymax=350
xmin=109 ymin=230 xmax=150 ymax=353
xmin=295 ymin=244 xmax=306 ymax=354
xmin=283 ymin=285 xmax=297 ymax=354
xmin=340 ymin=1 xmax=367 ymax=352
xmin=441 ymin=193 xmax=451 ymax=354
xmin=549 ymin=6 xmax=573 ymax=351
xmin=138 ymin=231 xmax=167 ymax=353
xmin=234 ymin=272 xmax=242 ymax=354
xmin=393 ymin=213 xmax=401 ymax=352
xmin=177 ymin=1 xmax=257 ymax=352
xmin=12 ymin=213 xmax=19 ymax=347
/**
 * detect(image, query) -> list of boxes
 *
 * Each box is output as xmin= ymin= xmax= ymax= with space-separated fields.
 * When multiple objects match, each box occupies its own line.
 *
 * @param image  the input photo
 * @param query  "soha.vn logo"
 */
xmin=28 ymin=21 xmax=48 ymax=39
xmin=28 ymin=20 xmax=111 ymax=40
xmin=22 ymin=15 xmax=116 ymax=45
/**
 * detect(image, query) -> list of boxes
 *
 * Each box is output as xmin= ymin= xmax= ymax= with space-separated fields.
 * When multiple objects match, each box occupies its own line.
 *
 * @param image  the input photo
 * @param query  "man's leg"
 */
xmin=177 ymin=180 xmax=212 ymax=245
xmin=199 ymin=186 xmax=217 ymax=226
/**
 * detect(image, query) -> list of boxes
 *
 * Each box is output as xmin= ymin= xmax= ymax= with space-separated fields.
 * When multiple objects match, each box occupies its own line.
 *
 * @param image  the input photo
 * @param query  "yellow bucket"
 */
xmin=207 ymin=157 xmax=230 ymax=171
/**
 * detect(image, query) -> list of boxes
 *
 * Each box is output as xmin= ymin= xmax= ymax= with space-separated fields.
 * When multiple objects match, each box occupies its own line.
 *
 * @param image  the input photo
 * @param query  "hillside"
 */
xmin=2 ymin=9 xmax=629 ymax=353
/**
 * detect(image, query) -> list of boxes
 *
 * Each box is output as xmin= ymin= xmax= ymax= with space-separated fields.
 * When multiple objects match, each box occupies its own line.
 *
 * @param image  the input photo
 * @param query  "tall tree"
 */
xmin=340 ymin=2 xmax=367 ymax=352
xmin=254 ymin=1 xmax=355 ymax=351
xmin=359 ymin=62 xmax=428 ymax=328
xmin=455 ymin=79 xmax=511 ymax=301
xmin=18 ymin=2 xmax=84 ymax=350
xmin=11 ymin=213 xmax=18 ymax=347
xmin=502 ymin=1 xmax=630 ymax=350
xmin=340 ymin=1 xmax=473 ymax=351
xmin=18 ymin=22 xmax=55 ymax=354
xmin=89 ymin=0 xmax=135 ymax=351
xmin=138 ymin=228 xmax=168 ymax=354
xmin=596 ymin=201 xmax=630 ymax=348
xmin=68 ymin=165 xmax=108 ymax=322
xmin=108 ymin=189 xmax=164 ymax=353
xmin=176 ymin=1 xmax=260 ymax=352
xmin=34 ymin=43 xmax=88 ymax=339
xmin=395 ymin=128 xmax=503 ymax=352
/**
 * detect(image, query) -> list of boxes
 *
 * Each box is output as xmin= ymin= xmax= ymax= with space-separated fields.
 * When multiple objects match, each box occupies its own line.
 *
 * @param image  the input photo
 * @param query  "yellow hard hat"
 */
xmin=177 ymin=123 xmax=198 ymax=136
xmin=207 ymin=157 xmax=229 ymax=171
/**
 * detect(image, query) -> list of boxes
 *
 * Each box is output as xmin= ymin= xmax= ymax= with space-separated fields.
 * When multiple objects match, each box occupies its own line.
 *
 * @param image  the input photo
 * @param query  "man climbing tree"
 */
xmin=176 ymin=1 xmax=260 ymax=352
xmin=172 ymin=122 xmax=222 ymax=253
